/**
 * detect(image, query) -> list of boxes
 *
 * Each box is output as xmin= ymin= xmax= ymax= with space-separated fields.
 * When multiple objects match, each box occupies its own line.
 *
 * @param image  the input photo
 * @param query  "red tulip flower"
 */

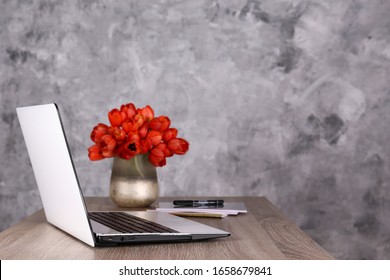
xmin=140 ymin=139 xmax=152 ymax=154
xmin=162 ymin=128 xmax=177 ymax=142
xmin=155 ymin=143 xmax=173 ymax=158
xmin=108 ymin=108 xmax=123 ymax=127
xmin=146 ymin=130 xmax=162 ymax=146
xmin=88 ymin=145 xmax=104 ymax=161
xmin=138 ymin=123 xmax=149 ymax=139
xmin=120 ymin=103 xmax=136 ymax=120
xmin=88 ymin=103 xmax=189 ymax=166
xmin=148 ymin=147 xmax=166 ymax=167
xmin=149 ymin=116 xmax=170 ymax=132
xmin=122 ymin=120 xmax=138 ymax=133
xmin=90 ymin=123 xmax=109 ymax=142
xmin=138 ymin=105 xmax=154 ymax=122
xmin=99 ymin=134 xmax=116 ymax=157
xmin=117 ymin=140 xmax=141 ymax=160
xmin=108 ymin=126 xmax=126 ymax=144
xmin=167 ymin=138 xmax=189 ymax=155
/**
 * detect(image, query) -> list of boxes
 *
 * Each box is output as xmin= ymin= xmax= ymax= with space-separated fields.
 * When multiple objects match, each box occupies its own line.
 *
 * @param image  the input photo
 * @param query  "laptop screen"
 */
xmin=17 ymin=103 xmax=96 ymax=247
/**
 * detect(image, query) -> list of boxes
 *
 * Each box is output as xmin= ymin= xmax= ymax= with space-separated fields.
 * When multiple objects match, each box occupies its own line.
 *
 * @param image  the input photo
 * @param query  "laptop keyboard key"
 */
xmin=88 ymin=212 xmax=178 ymax=233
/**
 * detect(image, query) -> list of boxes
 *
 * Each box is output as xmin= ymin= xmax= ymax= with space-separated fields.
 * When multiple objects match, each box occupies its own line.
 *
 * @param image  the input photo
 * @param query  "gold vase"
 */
xmin=109 ymin=154 xmax=158 ymax=208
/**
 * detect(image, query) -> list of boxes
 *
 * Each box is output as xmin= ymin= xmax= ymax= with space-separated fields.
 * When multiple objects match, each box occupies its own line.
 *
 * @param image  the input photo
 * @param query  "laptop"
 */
xmin=16 ymin=103 xmax=229 ymax=247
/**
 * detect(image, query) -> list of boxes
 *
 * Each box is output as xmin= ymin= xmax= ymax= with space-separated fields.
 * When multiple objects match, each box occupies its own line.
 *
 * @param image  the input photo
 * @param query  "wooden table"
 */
xmin=0 ymin=197 xmax=333 ymax=259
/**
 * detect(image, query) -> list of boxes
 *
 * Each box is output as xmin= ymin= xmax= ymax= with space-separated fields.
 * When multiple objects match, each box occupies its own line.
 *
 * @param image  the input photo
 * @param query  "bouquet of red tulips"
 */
xmin=88 ymin=103 xmax=189 ymax=167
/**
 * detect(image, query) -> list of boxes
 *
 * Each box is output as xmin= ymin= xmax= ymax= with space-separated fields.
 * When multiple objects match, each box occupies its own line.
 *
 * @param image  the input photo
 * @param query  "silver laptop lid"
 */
xmin=17 ymin=103 xmax=96 ymax=247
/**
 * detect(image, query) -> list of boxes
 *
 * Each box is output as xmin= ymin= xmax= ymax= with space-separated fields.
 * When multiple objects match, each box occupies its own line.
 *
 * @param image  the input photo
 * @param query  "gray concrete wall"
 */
xmin=1 ymin=0 xmax=390 ymax=259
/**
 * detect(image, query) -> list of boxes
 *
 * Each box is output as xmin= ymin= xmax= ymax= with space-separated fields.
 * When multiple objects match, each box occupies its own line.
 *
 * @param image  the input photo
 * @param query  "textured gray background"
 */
xmin=1 ymin=0 xmax=390 ymax=259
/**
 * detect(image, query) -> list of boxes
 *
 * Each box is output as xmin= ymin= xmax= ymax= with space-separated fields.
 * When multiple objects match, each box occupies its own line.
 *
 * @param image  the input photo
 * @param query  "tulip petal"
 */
xmin=108 ymin=108 xmax=123 ymax=127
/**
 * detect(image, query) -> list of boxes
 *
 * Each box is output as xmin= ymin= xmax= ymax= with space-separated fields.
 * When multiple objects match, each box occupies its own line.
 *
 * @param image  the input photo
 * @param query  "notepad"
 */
xmin=169 ymin=212 xmax=228 ymax=218
xmin=149 ymin=202 xmax=247 ymax=218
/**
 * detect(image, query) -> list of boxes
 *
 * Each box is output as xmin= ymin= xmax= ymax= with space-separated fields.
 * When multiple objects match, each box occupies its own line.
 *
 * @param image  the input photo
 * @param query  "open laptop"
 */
xmin=16 ymin=103 xmax=229 ymax=247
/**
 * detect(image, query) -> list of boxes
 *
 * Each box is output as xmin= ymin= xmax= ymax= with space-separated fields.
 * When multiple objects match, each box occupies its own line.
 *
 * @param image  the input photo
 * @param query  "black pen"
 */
xmin=173 ymin=200 xmax=224 ymax=206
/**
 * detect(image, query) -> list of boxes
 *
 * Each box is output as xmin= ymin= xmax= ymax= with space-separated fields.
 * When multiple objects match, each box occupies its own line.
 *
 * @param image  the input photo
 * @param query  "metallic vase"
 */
xmin=109 ymin=154 xmax=158 ymax=208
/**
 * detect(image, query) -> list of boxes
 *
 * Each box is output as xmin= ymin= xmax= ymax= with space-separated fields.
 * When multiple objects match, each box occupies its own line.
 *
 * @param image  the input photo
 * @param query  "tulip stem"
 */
xmin=134 ymin=155 xmax=144 ymax=178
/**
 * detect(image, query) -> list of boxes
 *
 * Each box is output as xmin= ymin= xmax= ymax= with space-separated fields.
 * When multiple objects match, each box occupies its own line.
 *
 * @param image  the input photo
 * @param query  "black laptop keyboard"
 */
xmin=88 ymin=212 xmax=178 ymax=233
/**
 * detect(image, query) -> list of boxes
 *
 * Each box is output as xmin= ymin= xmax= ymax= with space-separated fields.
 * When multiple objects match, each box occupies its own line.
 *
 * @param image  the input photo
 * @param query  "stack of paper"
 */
xmin=148 ymin=202 xmax=247 ymax=218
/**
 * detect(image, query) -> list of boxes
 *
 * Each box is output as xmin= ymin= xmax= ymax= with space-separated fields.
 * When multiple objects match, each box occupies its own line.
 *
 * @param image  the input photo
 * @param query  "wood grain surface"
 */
xmin=0 ymin=197 xmax=333 ymax=260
